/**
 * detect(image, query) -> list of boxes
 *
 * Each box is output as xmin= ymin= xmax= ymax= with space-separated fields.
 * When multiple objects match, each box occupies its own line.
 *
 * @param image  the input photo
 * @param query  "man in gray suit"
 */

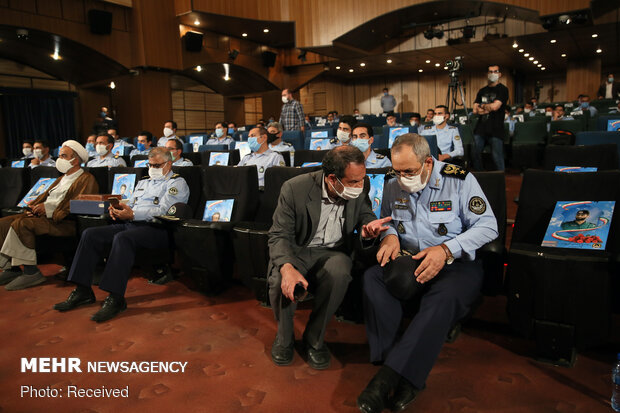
xmin=268 ymin=145 xmax=392 ymax=369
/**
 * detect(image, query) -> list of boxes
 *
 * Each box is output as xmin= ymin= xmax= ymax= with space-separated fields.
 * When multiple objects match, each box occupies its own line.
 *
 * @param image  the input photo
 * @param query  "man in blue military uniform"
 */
xmin=53 ymin=147 xmax=189 ymax=322
xmin=157 ymin=120 xmax=179 ymax=147
xmin=357 ymin=133 xmax=498 ymax=413
xmin=108 ymin=128 xmax=135 ymax=152
xmin=238 ymin=126 xmax=285 ymax=188
xmin=205 ymin=121 xmax=235 ymax=148
xmin=86 ymin=133 xmax=127 ymax=168
xmin=267 ymin=122 xmax=295 ymax=153
xmin=419 ymin=105 xmax=464 ymax=163
xmin=165 ymin=138 xmax=193 ymax=167
xmin=85 ymin=134 xmax=97 ymax=158
xmin=21 ymin=141 xmax=34 ymax=160
xmin=324 ymin=115 xmax=356 ymax=150
xmin=129 ymin=131 xmax=154 ymax=158
xmin=350 ymin=123 xmax=391 ymax=168
xmin=28 ymin=140 xmax=56 ymax=169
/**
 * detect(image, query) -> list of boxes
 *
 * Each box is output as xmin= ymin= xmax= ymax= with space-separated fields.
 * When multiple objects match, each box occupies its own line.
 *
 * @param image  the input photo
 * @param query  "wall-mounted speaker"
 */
xmin=88 ymin=9 xmax=113 ymax=35
xmin=261 ymin=51 xmax=277 ymax=67
xmin=184 ymin=31 xmax=203 ymax=52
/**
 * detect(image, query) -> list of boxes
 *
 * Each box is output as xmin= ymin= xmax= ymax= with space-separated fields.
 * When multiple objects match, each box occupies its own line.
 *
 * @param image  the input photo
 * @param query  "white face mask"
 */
xmin=96 ymin=144 xmax=108 ymax=156
xmin=409 ymin=121 xmax=418 ymax=127
xmin=149 ymin=166 xmax=165 ymax=180
xmin=524 ymin=108 xmax=531 ymax=114
xmin=432 ymin=115 xmax=445 ymax=125
xmin=330 ymin=178 xmax=363 ymax=200
xmin=281 ymin=96 xmax=289 ymax=104
xmin=545 ymin=111 xmax=553 ymax=117
xmin=336 ymin=129 xmax=351 ymax=143
xmin=33 ymin=149 xmax=44 ymax=159
xmin=163 ymin=127 xmax=174 ymax=137
xmin=22 ymin=147 xmax=32 ymax=157
xmin=488 ymin=73 xmax=499 ymax=83
xmin=397 ymin=167 xmax=428 ymax=193
xmin=56 ymin=158 xmax=75 ymax=174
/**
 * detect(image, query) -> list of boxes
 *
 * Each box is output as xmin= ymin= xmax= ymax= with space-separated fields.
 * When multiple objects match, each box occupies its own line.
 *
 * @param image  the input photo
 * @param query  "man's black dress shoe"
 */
xmin=53 ymin=287 xmax=96 ymax=312
xmin=91 ymin=295 xmax=126 ymax=322
xmin=357 ymin=366 xmax=399 ymax=413
xmin=271 ymin=338 xmax=294 ymax=366
xmin=390 ymin=378 xmax=421 ymax=412
xmin=305 ymin=343 xmax=331 ymax=370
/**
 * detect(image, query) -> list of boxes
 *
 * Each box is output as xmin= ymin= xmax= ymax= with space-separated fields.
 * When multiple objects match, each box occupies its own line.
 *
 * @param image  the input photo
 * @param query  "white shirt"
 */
xmin=606 ymin=83 xmax=613 ymax=99
xmin=308 ymin=176 xmax=345 ymax=248
xmin=44 ymin=169 xmax=84 ymax=218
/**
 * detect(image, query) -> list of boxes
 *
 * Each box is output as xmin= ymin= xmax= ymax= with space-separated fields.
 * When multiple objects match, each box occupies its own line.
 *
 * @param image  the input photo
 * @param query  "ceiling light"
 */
xmin=335 ymin=66 xmax=340 ymax=69
xmin=443 ymin=66 xmax=448 ymax=70
xmin=596 ymin=48 xmax=602 ymax=53
xmin=528 ymin=57 xmax=534 ymax=61
xmin=263 ymin=28 xmax=269 ymax=33
xmin=360 ymin=62 xmax=365 ymax=67
xmin=537 ymin=64 xmax=542 ymax=67
xmin=561 ymin=53 xmax=567 ymax=57
xmin=242 ymin=33 xmax=247 ymax=37
xmin=50 ymin=52 xmax=61 ymax=60
xmin=418 ymin=69 xmax=423 ymax=73
xmin=518 ymin=48 xmax=524 ymax=53
xmin=533 ymin=60 xmax=538 ymax=64
xmin=223 ymin=75 xmax=230 ymax=81
xmin=194 ymin=19 xmax=200 ymax=25
xmin=109 ymin=81 xmax=116 ymax=89
xmin=550 ymin=39 xmax=556 ymax=43
xmin=425 ymin=59 xmax=431 ymax=63
xmin=349 ymin=69 xmax=354 ymax=72
xmin=541 ymin=67 xmax=546 ymax=71
xmin=524 ymin=53 xmax=530 ymax=57
xmin=592 ymin=33 xmax=598 ymax=38
xmin=512 ymin=41 xmax=518 ymax=48
xmin=195 ymin=65 xmax=202 ymax=72
xmin=435 ymin=63 xmax=440 ymax=67
xmin=386 ymin=59 xmax=392 ymax=63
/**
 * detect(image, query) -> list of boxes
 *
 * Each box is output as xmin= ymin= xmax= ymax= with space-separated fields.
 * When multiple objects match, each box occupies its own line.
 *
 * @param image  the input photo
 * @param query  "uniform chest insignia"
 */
xmin=153 ymin=196 xmax=159 ymax=205
xmin=437 ymin=223 xmax=448 ymax=236
xmin=430 ymin=200 xmax=452 ymax=212
xmin=396 ymin=198 xmax=409 ymax=204
xmin=169 ymin=187 xmax=178 ymax=195
xmin=424 ymin=125 xmax=433 ymax=130
xmin=440 ymin=164 xmax=468 ymax=179
xmin=454 ymin=135 xmax=461 ymax=140
xmin=435 ymin=178 xmax=440 ymax=186
xmin=468 ymin=196 xmax=486 ymax=215
xmin=397 ymin=222 xmax=406 ymax=234
xmin=279 ymin=161 xmax=285 ymax=166
xmin=167 ymin=205 xmax=177 ymax=215
xmin=376 ymin=154 xmax=385 ymax=159
xmin=259 ymin=166 xmax=265 ymax=173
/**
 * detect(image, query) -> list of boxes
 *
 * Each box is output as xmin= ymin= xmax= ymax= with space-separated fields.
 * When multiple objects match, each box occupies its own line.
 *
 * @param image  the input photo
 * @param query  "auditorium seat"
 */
xmin=575 ymin=131 xmax=620 ymax=167
xmin=199 ymin=149 xmax=240 ymax=166
xmin=549 ymin=119 xmax=584 ymax=136
xmin=0 ymin=167 xmax=29 ymax=216
xmin=511 ymin=121 xmax=547 ymax=169
xmin=182 ymin=152 xmax=201 ymax=165
xmin=293 ymin=149 xmax=329 ymax=167
xmin=198 ymin=144 xmax=229 ymax=152
xmin=282 ymin=130 xmax=304 ymax=151
xmin=543 ymin=144 xmax=619 ymax=171
xmin=595 ymin=114 xmax=620 ymax=131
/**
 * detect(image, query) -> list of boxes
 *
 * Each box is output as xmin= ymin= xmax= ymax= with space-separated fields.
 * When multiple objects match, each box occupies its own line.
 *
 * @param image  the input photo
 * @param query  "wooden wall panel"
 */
xmin=184 ymin=91 xmax=205 ymax=110
xmin=567 ymin=58 xmax=602 ymax=102
xmin=0 ymin=75 xmax=32 ymax=88
xmin=36 ymin=0 xmax=63 ymax=18
xmin=185 ymin=111 xmax=206 ymax=130
xmin=61 ymin=0 xmax=85 ymax=22
xmin=172 ymin=110 xmax=185 ymax=129
xmin=171 ymin=90 xmax=185 ymax=110
xmin=31 ymin=79 xmax=71 ymax=90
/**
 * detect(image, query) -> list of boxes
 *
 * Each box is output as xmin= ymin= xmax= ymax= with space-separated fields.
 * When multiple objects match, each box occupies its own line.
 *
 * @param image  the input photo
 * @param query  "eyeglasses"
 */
xmin=391 ymin=164 xmax=424 ymax=178
xmin=148 ymin=162 xmax=166 ymax=168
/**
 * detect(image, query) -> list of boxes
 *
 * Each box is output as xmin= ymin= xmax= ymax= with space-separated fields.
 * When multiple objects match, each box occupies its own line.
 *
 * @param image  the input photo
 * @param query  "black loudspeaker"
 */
xmin=88 ymin=9 xmax=112 ymax=35
xmin=261 ymin=51 xmax=277 ymax=67
xmin=534 ymin=320 xmax=576 ymax=367
xmin=184 ymin=31 xmax=203 ymax=52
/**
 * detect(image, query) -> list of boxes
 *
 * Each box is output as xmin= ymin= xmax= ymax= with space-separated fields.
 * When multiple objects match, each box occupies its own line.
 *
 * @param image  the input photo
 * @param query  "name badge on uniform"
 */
xmin=153 ymin=196 xmax=159 ymax=205
xmin=430 ymin=200 xmax=452 ymax=212
xmin=397 ymin=222 xmax=406 ymax=234
xmin=437 ymin=223 xmax=448 ymax=236
xmin=394 ymin=198 xmax=409 ymax=210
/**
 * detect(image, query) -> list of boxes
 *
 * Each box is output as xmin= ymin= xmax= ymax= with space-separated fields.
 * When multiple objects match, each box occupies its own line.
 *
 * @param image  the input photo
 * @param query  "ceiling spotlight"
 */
xmin=596 ymin=48 xmax=602 ymax=53
xmin=418 ymin=69 xmax=423 ymax=73
xmin=541 ymin=67 xmax=546 ymax=70
xmin=16 ymin=28 xmax=29 ymax=40
xmin=242 ymin=33 xmax=247 ymax=37
xmin=223 ymin=75 xmax=230 ymax=81
xmin=194 ymin=19 xmax=200 ymax=25
xmin=109 ymin=81 xmax=116 ymax=89
xmin=360 ymin=62 xmax=366 ymax=67
xmin=386 ymin=59 xmax=392 ymax=63
xmin=561 ymin=53 xmax=567 ymax=57
xmin=550 ymin=39 xmax=556 ymax=43
xmin=528 ymin=56 xmax=534 ymax=61
xmin=50 ymin=52 xmax=61 ymax=60
xmin=423 ymin=26 xmax=444 ymax=40
xmin=335 ymin=66 xmax=340 ymax=69
xmin=195 ymin=65 xmax=202 ymax=72
xmin=533 ymin=60 xmax=538 ymax=64
xmin=425 ymin=60 xmax=431 ymax=63
xmin=524 ymin=53 xmax=530 ymax=57
xmin=443 ymin=66 xmax=448 ymax=70
xmin=537 ymin=64 xmax=542 ymax=67
xmin=512 ymin=41 xmax=518 ymax=48
xmin=558 ymin=15 xmax=571 ymax=24
xmin=263 ymin=28 xmax=269 ymax=33
xmin=435 ymin=63 xmax=440 ymax=67
xmin=592 ymin=33 xmax=598 ymax=38
xmin=518 ymin=49 xmax=524 ymax=53
xmin=349 ymin=69 xmax=354 ymax=72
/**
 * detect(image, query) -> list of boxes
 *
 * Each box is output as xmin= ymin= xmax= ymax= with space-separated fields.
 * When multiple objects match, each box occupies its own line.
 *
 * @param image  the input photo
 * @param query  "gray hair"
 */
xmin=391 ymin=133 xmax=431 ymax=163
xmin=149 ymin=146 xmax=173 ymax=162
xmin=267 ymin=121 xmax=283 ymax=133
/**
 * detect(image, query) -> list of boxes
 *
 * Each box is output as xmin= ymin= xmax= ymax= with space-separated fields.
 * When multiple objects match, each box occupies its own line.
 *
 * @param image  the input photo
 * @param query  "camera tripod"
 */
xmin=445 ymin=72 xmax=469 ymax=123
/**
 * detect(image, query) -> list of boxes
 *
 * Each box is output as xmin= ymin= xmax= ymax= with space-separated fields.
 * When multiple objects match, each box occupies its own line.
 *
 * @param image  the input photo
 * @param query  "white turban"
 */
xmin=62 ymin=140 xmax=89 ymax=164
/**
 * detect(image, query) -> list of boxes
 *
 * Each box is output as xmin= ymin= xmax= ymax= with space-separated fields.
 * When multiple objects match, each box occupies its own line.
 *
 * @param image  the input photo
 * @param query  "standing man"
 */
xmin=597 ymin=73 xmax=620 ymax=100
xmin=357 ymin=134 xmax=497 ymax=413
xmin=350 ymin=123 xmax=391 ymax=168
xmin=268 ymin=146 xmax=392 ymax=370
xmin=238 ymin=126 xmax=285 ymax=188
xmin=381 ymin=88 xmax=396 ymax=114
xmin=279 ymin=89 xmax=305 ymax=133
xmin=53 ymin=147 xmax=189 ymax=322
xmin=472 ymin=64 xmax=509 ymax=171
xmin=28 ymin=140 xmax=56 ymax=169
xmin=419 ymin=105 xmax=464 ymax=162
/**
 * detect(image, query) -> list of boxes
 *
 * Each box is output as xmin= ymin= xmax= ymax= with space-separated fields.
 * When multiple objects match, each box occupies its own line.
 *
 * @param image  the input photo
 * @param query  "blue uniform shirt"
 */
xmin=366 ymin=150 xmax=392 ymax=169
xmin=29 ymin=157 xmax=56 ymax=169
xmin=419 ymin=124 xmax=464 ymax=158
xmin=157 ymin=136 xmax=178 ymax=147
xmin=172 ymin=157 xmax=193 ymax=167
xmin=270 ymin=140 xmax=295 ymax=165
xmin=381 ymin=159 xmax=498 ymax=260
xmin=129 ymin=147 xmax=152 ymax=158
xmin=238 ymin=149 xmax=285 ymax=187
xmin=130 ymin=170 xmax=190 ymax=222
xmin=205 ymin=136 xmax=234 ymax=148
xmin=87 ymin=152 xmax=127 ymax=168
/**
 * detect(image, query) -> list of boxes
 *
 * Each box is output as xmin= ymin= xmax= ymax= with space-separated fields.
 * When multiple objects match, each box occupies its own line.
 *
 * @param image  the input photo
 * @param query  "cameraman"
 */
xmin=472 ymin=64 xmax=508 ymax=171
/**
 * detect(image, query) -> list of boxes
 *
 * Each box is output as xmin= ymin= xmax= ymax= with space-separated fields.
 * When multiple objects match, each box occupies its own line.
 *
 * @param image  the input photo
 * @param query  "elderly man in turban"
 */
xmin=0 ymin=140 xmax=99 ymax=290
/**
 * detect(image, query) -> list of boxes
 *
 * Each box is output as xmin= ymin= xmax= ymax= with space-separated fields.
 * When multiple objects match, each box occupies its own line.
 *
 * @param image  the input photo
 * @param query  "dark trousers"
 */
xmin=268 ymin=247 xmax=352 ymax=349
xmin=363 ymin=261 xmax=482 ymax=389
xmin=68 ymin=223 xmax=169 ymax=296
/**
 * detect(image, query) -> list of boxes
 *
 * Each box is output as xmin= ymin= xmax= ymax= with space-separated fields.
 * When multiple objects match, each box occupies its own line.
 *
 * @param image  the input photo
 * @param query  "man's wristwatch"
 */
xmin=440 ymin=243 xmax=454 ymax=265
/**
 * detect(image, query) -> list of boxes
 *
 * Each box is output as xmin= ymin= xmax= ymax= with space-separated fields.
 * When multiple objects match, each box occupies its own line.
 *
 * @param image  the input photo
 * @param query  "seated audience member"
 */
xmin=267 ymin=146 xmax=390 ymax=370
xmin=325 ymin=112 xmax=336 ymax=127
xmin=206 ymin=122 xmax=234 ymax=148
xmin=85 ymin=134 xmax=97 ymax=158
xmin=29 ymin=140 xmax=56 ymax=169
xmin=87 ymin=133 xmax=127 ymax=168
xmin=552 ymin=105 xmax=575 ymax=121
xmin=165 ymin=138 xmax=193 ymax=167
xmin=157 ymin=120 xmax=178 ymax=147
xmin=419 ymin=105 xmax=464 ymax=162
xmin=530 ymin=97 xmax=538 ymax=109
xmin=129 ymin=131 xmax=154 ymax=158
xmin=256 ymin=119 xmax=267 ymax=129
xmin=544 ymin=105 xmax=554 ymax=116
xmin=267 ymin=122 xmax=295 ymax=156
xmin=576 ymin=94 xmax=598 ymax=117
xmin=386 ymin=114 xmax=401 ymax=127
xmin=351 ymin=123 xmax=391 ymax=168
xmin=610 ymin=101 xmax=620 ymax=114
xmin=238 ymin=126 xmax=285 ymax=188
xmin=21 ymin=141 xmax=34 ymax=159
xmin=524 ymin=102 xmax=535 ymax=116
xmin=53 ymin=147 xmax=189 ymax=322
xmin=304 ymin=114 xmax=313 ymax=130
xmin=514 ymin=106 xmax=524 ymax=115
xmin=423 ymin=109 xmax=435 ymax=123
xmin=353 ymin=108 xmax=363 ymax=119
xmin=356 ymin=134 xmax=497 ymax=413
xmin=0 ymin=141 xmax=98 ymax=290
xmin=327 ymin=115 xmax=357 ymax=149
xmin=409 ymin=113 xmax=421 ymax=127
xmin=227 ymin=122 xmax=238 ymax=136
xmin=108 ymin=128 xmax=134 ymax=150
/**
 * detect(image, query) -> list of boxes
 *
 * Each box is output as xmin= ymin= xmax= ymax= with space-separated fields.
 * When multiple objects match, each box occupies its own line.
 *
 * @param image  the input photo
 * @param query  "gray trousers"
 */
xmin=268 ymin=247 xmax=352 ymax=349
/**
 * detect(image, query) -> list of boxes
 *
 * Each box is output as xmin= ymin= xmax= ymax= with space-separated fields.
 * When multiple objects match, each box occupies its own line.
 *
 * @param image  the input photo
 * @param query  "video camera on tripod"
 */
xmin=444 ymin=56 xmax=469 ymax=123
xmin=445 ymin=56 xmax=464 ymax=73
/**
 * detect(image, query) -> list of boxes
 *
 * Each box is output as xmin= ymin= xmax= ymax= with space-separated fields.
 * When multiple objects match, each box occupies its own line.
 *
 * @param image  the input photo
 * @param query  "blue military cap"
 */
xmin=383 ymin=252 xmax=423 ymax=301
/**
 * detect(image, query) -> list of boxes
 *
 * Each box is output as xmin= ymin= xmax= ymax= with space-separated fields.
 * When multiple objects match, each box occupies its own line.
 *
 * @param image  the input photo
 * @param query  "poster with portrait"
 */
xmin=388 ymin=127 xmax=409 ymax=148
xmin=607 ymin=119 xmax=620 ymax=131
xmin=189 ymin=135 xmax=205 ymax=152
xmin=311 ymin=130 xmax=329 ymax=138
xmin=209 ymin=152 xmax=230 ymax=166
xmin=133 ymin=159 xmax=148 ymax=168
xmin=554 ymin=166 xmax=598 ymax=173
xmin=368 ymin=174 xmax=386 ymax=218
xmin=11 ymin=160 xmax=25 ymax=168
xmin=111 ymin=174 xmax=136 ymax=200
xmin=111 ymin=144 xmax=124 ymax=156
xmin=17 ymin=178 xmax=57 ymax=207
xmin=541 ymin=201 xmax=615 ymax=250
xmin=202 ymin=199 xmax=234 ymax=222
xmin=309 ymin=139 xmax=331 ymax=151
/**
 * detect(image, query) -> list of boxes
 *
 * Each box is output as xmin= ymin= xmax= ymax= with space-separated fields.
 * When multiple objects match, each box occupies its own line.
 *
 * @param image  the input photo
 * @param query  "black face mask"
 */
xmin=267 ymin=132 xmax=279 ymax=144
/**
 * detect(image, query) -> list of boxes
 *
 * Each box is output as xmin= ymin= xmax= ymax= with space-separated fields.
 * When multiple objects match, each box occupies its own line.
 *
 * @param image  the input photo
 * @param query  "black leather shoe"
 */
xmin=390 ymin=379 xmax=421 ymax=412
xmin=357 ymin=367 xmax=399 ymax=413
xmin=91 ymin=295 xmax=126 ymax=322
xmin=271 ymin=338 xmax=294 ymax=366
xmin=53 ymin=287 xmax=96 ymax=312
xmin=306 ymin=343 xmax=331 ymax=370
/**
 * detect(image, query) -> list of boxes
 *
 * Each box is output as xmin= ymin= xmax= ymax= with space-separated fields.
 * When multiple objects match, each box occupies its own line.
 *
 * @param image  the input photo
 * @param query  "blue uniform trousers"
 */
xmin=363 ymin=260 xmax=482 ymax=389
xmin=68 ymin=223 xmax=169 ymax=296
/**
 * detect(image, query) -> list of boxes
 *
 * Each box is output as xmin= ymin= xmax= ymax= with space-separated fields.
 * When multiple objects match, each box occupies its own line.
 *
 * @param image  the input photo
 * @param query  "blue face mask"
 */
xmin=100 ymin=111 xmax=106 ymax=118
xmin=351 ymin=138 xmax=370 ymax=153
xmin=85 ymin=142 xmax=95 ymax=151
xmin=215 ymin=128 xmax=224 ymax=138
xmin=580 ymin=101 xmax=589 ymax=109
xmin=227 ymin=128 xmax=234 ymax=135
xmin=248 ymin=136 xmax=262 ymax=152
xmin=137 ymin=143 xmax=146 ymax=151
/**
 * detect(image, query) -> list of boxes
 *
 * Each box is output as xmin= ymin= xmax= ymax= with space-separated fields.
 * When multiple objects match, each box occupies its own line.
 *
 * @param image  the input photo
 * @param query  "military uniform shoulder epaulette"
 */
xmin=170 ymin=173 xmax=181 ymax=179
xmin=448 ymin=125 xmax=457 ymax=129
xmin=283 ymin=141 xmax=293 ymax=147
xmin=114 ymin=154 xmax=120 ymax=158
xmin=140 ymin=175 xmax=150 ymax=180
xmin=440 ymin=163 xmax=468 ymax=180
xmin=424 ymin=125 xmax=433 ymax=130
xmin=376 ymin=153 xmax=385 ymax=159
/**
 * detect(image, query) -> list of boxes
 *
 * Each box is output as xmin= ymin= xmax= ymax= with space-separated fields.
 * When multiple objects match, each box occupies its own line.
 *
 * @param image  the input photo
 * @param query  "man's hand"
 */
xmin=30 ymin=158 xmax=40 ymax=166
xmin=376 ymin=234 xmax=400 ymax=267
xmin=108 ymin=202 xmax=134 ymax=221
xmin=438 ymin=154 xmax=451 ymax=161
xmin=280 ymin=263 xmax=308 ymax=302
xmin=362 ymin=216 xmax=392 ymax=239
xmin=27 ymin=203 xmax=46 ymax=217
xmin=412 ymin=245 xmax=446 ymax=283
